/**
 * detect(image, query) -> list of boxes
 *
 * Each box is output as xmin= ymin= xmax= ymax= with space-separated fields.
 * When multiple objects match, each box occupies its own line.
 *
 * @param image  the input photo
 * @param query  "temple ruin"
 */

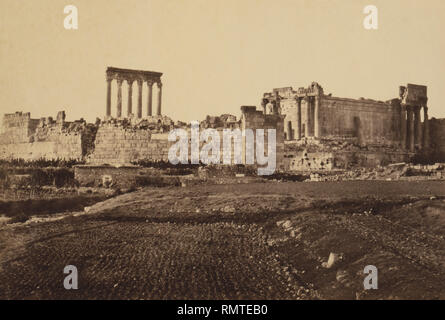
xmin=105 ymin=67 xmax=163 ymax=118
xmin=1 ymin=67 xmax=445 ymax=172
xmin=263 ymin=83 xmax=429 ymax=152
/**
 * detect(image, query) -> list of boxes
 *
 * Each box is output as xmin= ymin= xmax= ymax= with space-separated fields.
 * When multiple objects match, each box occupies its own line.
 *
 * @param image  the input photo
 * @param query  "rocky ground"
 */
xmin=0 ymin=180 xmax=444 ymax=299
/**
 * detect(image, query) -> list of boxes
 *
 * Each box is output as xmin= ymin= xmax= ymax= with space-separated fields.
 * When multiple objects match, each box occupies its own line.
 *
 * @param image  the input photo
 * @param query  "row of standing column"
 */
xmin=106 ymin=78 xmax=162 ymax=118
xmin=400 ymin=104 xmax=429 ymax=151
xmin=287 ymin=96 xmax=320 ymax=140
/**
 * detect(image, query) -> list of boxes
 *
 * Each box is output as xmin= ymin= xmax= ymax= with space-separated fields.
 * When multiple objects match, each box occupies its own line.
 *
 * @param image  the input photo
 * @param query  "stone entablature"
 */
xmin=105 ymin=66 xmax=163 ymax=119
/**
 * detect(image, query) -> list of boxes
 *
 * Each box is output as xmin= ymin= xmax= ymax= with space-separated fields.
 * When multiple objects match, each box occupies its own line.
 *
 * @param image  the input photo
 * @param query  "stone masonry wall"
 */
xmin=279 ymin=93 xmax=400 ymax=146
xmin=0 ymin=112 xmax=95 ymax=161
xmin=430 ymin=118 xmax=445 ymax=160
xmin=0 ymin=112 xmax=39 ymax=144
xmin=241 ymin=106 xmax=285 ymax=171
xmin=0 ymin=135 xmax=83 ymax=161
xmin=319 ymin=96 xmax=399 ymax=146
xmin=87 ymin=124 xmax=172 ymax=165
xmin=284 ymin=149 xmax=410 ymax=171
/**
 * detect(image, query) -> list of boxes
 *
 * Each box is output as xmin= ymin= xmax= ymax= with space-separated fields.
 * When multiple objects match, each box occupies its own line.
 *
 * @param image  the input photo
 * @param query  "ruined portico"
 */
xmin=399 ymin=84 xmax=429 ymax=152
xmin=106 ymin=67 xmax=163 ymax=118
xmin=263 ymin=82 xmax=323 ymax=141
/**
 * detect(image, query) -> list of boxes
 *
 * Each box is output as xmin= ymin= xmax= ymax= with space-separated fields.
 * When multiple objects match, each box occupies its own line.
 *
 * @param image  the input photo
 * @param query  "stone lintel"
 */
xmin=106 ymin=66 xmax=163 ymax=83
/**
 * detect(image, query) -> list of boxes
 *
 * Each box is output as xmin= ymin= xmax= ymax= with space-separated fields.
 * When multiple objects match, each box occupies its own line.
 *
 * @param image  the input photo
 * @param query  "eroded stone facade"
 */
xmin=264 ymin=83 xmax=430 ymax=151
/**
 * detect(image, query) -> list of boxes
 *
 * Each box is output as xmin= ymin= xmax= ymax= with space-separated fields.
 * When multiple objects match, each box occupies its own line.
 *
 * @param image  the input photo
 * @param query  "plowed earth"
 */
xmin=1 ymin=181 xmax=444 ymax=299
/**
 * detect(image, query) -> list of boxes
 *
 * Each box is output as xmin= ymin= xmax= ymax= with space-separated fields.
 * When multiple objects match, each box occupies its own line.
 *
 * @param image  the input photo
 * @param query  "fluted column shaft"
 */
xmin=414 ymin=106 xmax=422 ymax=147
xmin=423 ymin=106 xmax=430 ymax=149
xmin=157 ymin=83 xmax=162 ymax=116
xmin=407 ymin=106 xmax=415 ymax=152
xmin=127 ymin=80 xmax=134 ymax=116
xmin=305 ymin=97 xmax=311 ymax=137
xmin=296 ymin=98 xmax=302 ymax=140
xmin=286 ymin=121 xmax=292 ymax=140
xmin=147 ymin=82 xmax=153 ymax=116
xmin=117 ymin=79 xmax=123 ymax=118
xmin=314 ymin=96 xmax=320 ymax=138
xmin=137 ymin=80 xmax=143 ymax=118
xmin=400 ymin=105 xmax=407 ymax=149
xmin=261 ymin=102 xmax=267 ymax=114
xmin=106 ymin=78 xmax=112 ymax=116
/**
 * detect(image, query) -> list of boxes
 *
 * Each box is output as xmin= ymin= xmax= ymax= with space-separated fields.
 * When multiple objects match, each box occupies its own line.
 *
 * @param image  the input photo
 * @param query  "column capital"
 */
xmin=157 ymin=81 xmax=163 ymax=88
xmin=137 ymin=79 xmax=143 ymax=86
xmin=116 ymin=78 xmax=124 ymax=85
xmin=127 ymin=79 xmax=134 ymax=85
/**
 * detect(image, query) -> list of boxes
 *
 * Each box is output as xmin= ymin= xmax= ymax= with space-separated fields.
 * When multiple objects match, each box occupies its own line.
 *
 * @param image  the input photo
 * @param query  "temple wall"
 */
xmin=281 ymin=99 xmax=310 ymax=139
xmin=319 ymin=96 xmax=399 ymax=145
xmin=280 ymin=95 xmax=399 ymax=145
xmin=430 ymin=118 xmax=445 ymax=160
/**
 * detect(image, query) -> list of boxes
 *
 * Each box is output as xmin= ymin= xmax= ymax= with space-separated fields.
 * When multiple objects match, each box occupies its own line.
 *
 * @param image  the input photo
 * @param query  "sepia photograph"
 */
xmin=0 ymin=0 xmax=444 ymax=307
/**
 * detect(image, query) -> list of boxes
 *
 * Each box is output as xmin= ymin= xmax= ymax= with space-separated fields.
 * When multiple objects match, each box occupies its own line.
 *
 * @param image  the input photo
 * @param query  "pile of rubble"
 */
xmin=308 ymin=163 xmax=445 ymax=181
xmin=101 ymin=115 xmax=174 ymax=132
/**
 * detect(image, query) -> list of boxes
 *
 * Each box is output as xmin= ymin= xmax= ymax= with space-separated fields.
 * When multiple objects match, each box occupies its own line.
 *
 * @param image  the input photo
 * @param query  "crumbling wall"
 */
xmin=0 ymin=111 xmax=96 ymax=161
xmin=241 ymin=106 xmax=285 ymax=171
xmin=286 ymin=151 xmax=334 ymax=171
xmin=283 ymin=139 xmax=412 ymax=171
xmin=0 ymin=112 xmax=39 ymax=144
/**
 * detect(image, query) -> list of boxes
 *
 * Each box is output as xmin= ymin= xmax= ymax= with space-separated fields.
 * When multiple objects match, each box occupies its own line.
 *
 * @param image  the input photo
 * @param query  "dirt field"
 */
xmin=0 ymin=181 xmax=444 ymax=299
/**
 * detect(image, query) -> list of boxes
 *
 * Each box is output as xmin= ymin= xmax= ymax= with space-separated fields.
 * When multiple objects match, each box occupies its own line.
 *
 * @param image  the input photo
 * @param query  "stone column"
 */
xmin=157 ymin=82 xmax=162 ymax=116
xmin=116 ymin=79 xmax=123 ymax=118
xmin=414 ymin=106 xmax=421 ymax=147
xmin=305 ymin=97 xmax=311 ymax=137
xmin=137 ymin=80 xmax=143 ymax=118
xmin=296 ymin=98 xmax=302 ymax=140
xmin=261 ymin=100 xmax=267 ymax=114
xmin=147 ymin=81 xmax=153 ymax=116
xmin=106 ymin=78 xmax=112 ymax=117
xmin=400 ymin=105 xmax=407 ymax=149
xmin=407 ymin=106 xmax=415 ymax=152
xmin=314 ymin=96 xmax=320 ymax=138
xmin=423 ymin=105 xmax=430 ymax=149
xmin=127 ymin=80 xmax=134 ymax=117
xmin=286 ymin=121 xmax=293 ymax=140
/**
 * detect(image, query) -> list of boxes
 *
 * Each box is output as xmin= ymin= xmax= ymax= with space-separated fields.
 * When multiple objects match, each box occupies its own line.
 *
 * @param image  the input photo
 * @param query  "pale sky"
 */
xmin=1 ymin=0 xmax=444 ymax=123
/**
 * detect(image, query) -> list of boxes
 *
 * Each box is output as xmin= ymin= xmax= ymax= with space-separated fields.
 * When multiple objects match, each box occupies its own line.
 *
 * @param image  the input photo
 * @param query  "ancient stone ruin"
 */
xmin=105 ymin=67 xmax=163 ymax=118
xmin=1 ymin=67 xmax=444 ymax=173
xmin=263 ymin=82 xmax=444 ymax=171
